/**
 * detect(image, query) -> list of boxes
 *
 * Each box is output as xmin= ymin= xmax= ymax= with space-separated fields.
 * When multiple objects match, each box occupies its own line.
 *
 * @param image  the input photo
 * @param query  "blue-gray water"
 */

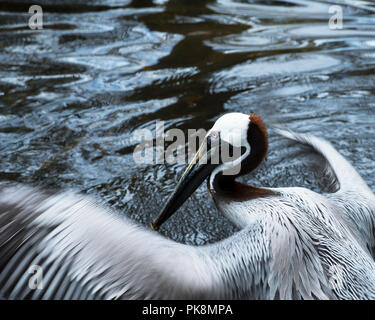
xmin=0 ymin=0 xmax=374 ymax=244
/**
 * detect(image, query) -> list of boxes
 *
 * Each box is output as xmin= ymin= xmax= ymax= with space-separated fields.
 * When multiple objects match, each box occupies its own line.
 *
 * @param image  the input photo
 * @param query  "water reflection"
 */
xmin=0 ymin=0 xmax=374 ymax=245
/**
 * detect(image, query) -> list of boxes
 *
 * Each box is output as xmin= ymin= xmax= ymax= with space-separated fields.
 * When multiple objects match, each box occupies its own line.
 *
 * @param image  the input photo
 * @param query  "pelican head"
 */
xmin=151 ymin=112 xmax=268 ymax=230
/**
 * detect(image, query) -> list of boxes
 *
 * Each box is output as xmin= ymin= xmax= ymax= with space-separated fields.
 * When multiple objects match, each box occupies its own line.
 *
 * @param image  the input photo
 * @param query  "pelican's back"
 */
xmin=274 ymin=129 xmax=375 ymax=256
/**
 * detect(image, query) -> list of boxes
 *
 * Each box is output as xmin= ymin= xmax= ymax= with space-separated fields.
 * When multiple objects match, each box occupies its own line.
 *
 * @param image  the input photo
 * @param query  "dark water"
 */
xmin=0 ymin=0 xmax=374 ymax=245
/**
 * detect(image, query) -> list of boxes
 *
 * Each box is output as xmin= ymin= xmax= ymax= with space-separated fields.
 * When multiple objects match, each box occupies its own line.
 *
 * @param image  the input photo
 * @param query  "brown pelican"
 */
xmin=1 ymin=113 xmax=375 ymax=299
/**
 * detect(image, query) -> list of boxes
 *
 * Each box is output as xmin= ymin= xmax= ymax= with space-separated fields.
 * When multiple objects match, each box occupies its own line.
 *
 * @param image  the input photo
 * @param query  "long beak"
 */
xmin=151 ymin=141 xmax=218 ymax=231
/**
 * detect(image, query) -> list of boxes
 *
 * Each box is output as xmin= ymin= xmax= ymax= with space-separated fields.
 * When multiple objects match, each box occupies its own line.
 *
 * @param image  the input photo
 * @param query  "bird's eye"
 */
xmin=210 ymin=131 xmax=219 ymax=140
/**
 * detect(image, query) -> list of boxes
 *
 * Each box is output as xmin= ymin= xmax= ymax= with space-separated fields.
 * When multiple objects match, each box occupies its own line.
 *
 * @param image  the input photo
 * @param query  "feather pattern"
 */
xmin=213 ymin=186 xmax=375 ymax=300
xmin=274 ymin=128 xmax=375 ymax=257
xmin=1 ymin=181 xmax=375 ymax=299
xmin=0 ymin=184 xmax=271 ymax=300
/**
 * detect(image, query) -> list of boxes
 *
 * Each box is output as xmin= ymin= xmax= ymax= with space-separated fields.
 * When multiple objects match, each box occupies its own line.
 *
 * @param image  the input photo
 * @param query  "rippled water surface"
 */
xmin=1 ymin=0 xmax=375 ymax=244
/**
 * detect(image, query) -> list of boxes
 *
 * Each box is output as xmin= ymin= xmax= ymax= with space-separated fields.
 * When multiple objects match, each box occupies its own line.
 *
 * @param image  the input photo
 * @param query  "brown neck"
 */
xmin=212 ymin=114 xmax=268 ymax=193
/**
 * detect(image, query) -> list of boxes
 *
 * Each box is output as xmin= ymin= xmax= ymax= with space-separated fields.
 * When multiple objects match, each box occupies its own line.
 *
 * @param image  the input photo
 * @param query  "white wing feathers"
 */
xmin=0 ymin=184 xmax=269 ymax=300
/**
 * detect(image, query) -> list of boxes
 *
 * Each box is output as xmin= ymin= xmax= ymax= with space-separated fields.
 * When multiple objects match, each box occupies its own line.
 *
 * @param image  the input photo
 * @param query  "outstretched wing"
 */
xmin=0 ymin=184 xmax=221 ymax=299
